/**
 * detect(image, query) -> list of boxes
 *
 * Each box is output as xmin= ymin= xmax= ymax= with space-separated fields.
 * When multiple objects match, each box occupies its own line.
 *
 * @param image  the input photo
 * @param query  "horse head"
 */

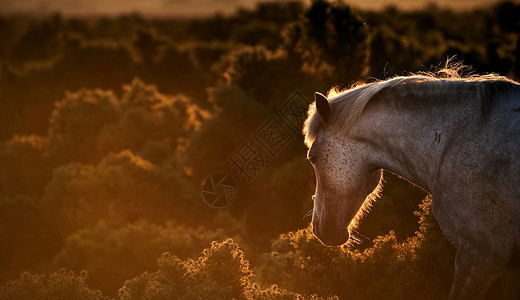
xmin=308 ymin=92 xmax=382 ymax=246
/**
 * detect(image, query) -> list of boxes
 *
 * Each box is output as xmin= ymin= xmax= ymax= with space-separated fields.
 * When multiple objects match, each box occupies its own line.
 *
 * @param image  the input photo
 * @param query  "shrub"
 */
xmin=0 ymin=269 xmax=107 ymax=300
xmin=53 ymin=220 xmax=232 ymax=295
xmin=119 ymin=238 xmax=328 ymax=300
xmin=41 ymin=150 xmax=196 ymax=238
xmin=119 ymin=239 xmax=253 ymax=299
xmin=0 ymin=134 xmax=50 ymax=196
xmin=259 ymin=197 xmax=455 ymax=299
xmin=48 ymin=88 xmax=120 ymax=163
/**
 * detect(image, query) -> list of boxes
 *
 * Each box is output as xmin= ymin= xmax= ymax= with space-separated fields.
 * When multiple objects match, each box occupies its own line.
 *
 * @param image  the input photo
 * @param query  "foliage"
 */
xmin=283 ymin=0 xmax=370 ymax=84
xmin=41 ymin=150 xmax=189 ymax=237
xmin=53 ymin=220 xmax=233 ymax=295
xmin=47 ymin=78 xmax=208 ymax=164
xmin=259 ymin=197 xmax=455 ymax=299
xmin=0 ymin=269 xmax=107 ymax=300
xmin=0 ymin=134 xmax=51 ymax=196
xmin=118 ymin=239 xmax=300 ymax=300
xmin=0 ymin=0 xmax=518 ymax=298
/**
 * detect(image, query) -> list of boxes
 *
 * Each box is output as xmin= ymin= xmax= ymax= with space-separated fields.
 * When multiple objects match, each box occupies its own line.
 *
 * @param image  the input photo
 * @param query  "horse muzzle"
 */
xmin=312 ymin=219 xmax=350 ymax=246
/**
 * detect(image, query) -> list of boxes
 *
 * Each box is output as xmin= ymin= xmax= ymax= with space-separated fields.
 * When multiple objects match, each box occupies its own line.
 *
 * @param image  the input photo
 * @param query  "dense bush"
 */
xmin=53 ymin=220 xmax=233 ymax=295
xmin=119 ymin=238 xmax=331 ymax=300
xmin=0 ymin=269 xmax=107 ymax=300
xmin=259 ymin=197 xmax=455 ymax=299
xmin=120 ymin=239 xmax=253 ymax=299
xmin=47 ymin=78 xmax=208 ymax=164
xmin=0 ymin=198 xmax=454 ymax=299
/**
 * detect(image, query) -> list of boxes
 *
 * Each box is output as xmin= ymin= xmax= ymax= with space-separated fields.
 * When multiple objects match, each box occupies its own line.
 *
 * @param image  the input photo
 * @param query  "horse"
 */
xmin=303 ymin=69 xmax=520 ymax=299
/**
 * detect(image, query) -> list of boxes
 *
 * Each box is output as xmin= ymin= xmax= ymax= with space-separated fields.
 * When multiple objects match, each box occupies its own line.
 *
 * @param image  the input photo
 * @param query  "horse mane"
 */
xmin=303 ymin=67 xmax=519 ymax=148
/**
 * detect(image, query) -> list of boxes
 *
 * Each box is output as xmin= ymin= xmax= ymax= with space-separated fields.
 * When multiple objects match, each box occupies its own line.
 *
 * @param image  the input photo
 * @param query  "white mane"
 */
xmin=303 ymin=73 xmax=518 ymax=148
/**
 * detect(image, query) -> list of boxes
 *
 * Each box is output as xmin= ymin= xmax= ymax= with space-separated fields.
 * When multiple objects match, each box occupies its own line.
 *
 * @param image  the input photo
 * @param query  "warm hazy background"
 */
xmin=0 ymin=0 xmax=506 ymax=16
xmin=0 ymin=0 xmax=518 ymax=299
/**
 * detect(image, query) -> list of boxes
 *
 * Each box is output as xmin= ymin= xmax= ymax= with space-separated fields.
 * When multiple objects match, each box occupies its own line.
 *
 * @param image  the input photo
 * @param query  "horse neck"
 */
xmin=352 ymin=87 xmax=478 ymax=192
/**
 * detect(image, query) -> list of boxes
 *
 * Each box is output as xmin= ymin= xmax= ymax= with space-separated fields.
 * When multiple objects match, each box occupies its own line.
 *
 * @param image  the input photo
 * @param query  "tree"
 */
xmin=282 ymin=0 xmax=370 ymax=85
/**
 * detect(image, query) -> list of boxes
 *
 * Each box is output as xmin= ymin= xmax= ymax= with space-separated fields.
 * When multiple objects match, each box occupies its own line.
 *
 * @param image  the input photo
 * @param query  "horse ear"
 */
xmin=314 ymin=92 xmax=330 ymax=123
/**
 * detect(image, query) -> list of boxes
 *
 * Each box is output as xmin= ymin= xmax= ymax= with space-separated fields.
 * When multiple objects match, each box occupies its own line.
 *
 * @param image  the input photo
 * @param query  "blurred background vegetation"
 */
xmin=0 ymin=0 xmax=519 ymax=298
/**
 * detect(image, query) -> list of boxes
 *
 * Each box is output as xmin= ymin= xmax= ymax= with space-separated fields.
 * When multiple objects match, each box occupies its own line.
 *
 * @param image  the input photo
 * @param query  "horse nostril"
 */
xmin=312 ymin=195 xmax=316 ymax=201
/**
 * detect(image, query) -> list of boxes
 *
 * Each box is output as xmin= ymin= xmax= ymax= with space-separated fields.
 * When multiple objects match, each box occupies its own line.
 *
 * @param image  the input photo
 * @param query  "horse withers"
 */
xmin=303 ymin=71 xmax=520 ymax=299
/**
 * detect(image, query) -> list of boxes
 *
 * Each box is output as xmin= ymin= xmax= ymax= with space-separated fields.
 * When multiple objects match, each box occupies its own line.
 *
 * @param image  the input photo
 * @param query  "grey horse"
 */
xmin=303 ymin=71 xmax=520 ymax=299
